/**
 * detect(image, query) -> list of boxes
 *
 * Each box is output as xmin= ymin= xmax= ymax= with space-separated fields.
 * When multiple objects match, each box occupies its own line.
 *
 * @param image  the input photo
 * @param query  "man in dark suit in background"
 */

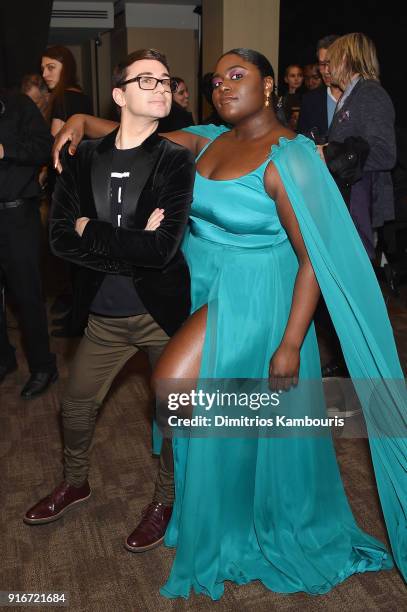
xmin=298 ymin=35 xmax=345 ymax=379
xmin=298 ymin=36 xmax=343 ymax=379
xmin=297 ymin=34 xmax=341 ymax=143
xmin=0 ymin=90 xmax=57 ymax=398
xmin=23 ymin=49 xmax=195 ymax=553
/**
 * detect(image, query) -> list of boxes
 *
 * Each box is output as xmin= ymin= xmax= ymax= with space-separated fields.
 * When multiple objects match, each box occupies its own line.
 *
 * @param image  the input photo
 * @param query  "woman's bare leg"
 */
xmin=153 ymin=304 xmax=208 ymax=382
xmin=152 ymin=304 xmax=208 ymax=426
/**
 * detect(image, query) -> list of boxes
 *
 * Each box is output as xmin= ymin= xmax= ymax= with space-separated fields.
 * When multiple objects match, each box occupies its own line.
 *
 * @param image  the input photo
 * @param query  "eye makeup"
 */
xmin=212 ymin=66 xmax=247 ymax=88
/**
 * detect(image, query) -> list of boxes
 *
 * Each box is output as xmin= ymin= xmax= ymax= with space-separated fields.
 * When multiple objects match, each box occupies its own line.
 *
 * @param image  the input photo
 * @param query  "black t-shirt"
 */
xmin=52 ymin=90 xmax=93 ymax=121
xmin=90 ymin=146 xmax=147 ymax=317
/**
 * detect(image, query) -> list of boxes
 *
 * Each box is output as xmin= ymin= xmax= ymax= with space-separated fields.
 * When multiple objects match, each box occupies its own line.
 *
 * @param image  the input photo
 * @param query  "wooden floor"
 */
xmin=0 ymin=271 xmax=406 ymax=611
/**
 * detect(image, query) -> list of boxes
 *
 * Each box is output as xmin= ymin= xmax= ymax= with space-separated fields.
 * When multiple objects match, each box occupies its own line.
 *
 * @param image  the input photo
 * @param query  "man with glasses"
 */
xmin=24 ymin=49 xmax=195 ymax=552
xmin=298 ymin=35 xmax=341 ymax=143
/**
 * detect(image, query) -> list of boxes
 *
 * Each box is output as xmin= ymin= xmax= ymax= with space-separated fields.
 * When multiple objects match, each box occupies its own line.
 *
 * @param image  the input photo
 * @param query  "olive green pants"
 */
xmin=62 ymin=313 xmax=173 ymax=505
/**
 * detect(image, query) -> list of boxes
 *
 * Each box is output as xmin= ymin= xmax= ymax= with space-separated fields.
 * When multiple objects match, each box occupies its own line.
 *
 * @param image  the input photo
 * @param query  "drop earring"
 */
xmin=264 ymin=92 xmax=271 ymax=108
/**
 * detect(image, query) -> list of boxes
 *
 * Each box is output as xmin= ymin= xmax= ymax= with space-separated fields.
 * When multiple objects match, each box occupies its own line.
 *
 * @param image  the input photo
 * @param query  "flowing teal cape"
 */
xmin=272 ymin=135 xmax=407 ymax=580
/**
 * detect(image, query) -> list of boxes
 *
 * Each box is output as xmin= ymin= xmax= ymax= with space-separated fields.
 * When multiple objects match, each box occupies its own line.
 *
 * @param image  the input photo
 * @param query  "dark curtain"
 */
xmin=0 ymin=0 xmax=53 ymax=89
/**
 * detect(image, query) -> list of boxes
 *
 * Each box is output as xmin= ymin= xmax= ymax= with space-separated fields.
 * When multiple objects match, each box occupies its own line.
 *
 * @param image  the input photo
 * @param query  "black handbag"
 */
xmin=323 ymin=136 xmax=370 ymax=188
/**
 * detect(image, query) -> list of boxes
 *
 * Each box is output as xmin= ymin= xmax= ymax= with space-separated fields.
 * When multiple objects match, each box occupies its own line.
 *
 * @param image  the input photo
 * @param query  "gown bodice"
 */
xmin=189 ymin=154 xmax=288 ymax=249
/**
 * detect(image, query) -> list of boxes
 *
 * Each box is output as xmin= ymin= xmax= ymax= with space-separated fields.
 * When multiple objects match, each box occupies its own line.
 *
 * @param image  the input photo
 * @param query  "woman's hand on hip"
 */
xmin=269 ymin=342 xmax=300 ymax=391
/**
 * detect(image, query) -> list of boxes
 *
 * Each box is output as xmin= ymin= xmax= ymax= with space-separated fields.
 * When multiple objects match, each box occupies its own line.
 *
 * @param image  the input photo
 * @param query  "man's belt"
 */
xmin=0 ymin=198 xmax=35 ymax=210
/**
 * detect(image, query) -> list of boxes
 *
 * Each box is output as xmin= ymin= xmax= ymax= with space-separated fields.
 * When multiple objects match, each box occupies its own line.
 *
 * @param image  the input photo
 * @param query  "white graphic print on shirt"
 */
xmin=110 ymin=170 xmax=130 ymax=227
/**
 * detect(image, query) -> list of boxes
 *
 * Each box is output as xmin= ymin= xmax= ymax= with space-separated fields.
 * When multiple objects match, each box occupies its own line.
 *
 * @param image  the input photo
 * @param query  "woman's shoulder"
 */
xmin=273 ymin=126 xmax=296 ymax=140
xmin=63 ymin=89 xmax=93 ymax=113
xmin=52 ymin=89 xmax=93 ymax=121
xmin=61 ymin=89 xmax=86 ymax=101
xmin=268 ymin=126 xmax=312 ymax=152
xmin=269 ymin=133 xmax=318 ymax=165
xmin=181 ymin=123 xmax=230 ymax=141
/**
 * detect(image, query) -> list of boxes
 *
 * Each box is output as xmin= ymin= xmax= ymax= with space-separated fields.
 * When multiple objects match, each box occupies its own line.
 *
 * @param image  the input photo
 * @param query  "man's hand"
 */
xmin=144 ymin=208 xmax=164 ymax=231
xmin=0 ymin=143 xmax=4 ymax=160
xmin=53 ymin=114 xmax=86 ymax=173
xmin=75 ymin=217 xmax=90 ymax=236
xmin=317 ymin=143 xmax=328 ymax=163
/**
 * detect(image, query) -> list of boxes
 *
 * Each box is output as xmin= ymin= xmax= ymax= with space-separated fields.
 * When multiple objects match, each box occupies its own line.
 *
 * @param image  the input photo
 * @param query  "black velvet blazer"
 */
xmin=50 ymin=128 xmax=195 ymax=336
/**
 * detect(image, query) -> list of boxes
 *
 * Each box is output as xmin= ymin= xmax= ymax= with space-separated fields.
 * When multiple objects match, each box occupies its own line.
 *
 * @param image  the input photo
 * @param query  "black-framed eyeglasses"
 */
xmin=118 ymin=75 xmax=178 ymax=93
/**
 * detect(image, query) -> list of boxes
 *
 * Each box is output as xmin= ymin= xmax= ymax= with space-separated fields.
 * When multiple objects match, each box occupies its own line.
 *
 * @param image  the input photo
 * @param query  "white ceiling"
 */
xmin=49 ymin=1 xmax=201 ymax=45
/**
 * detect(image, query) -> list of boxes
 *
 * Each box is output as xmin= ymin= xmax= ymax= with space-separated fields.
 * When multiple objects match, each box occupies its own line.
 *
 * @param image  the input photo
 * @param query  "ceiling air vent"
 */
xmin=50 ymin=2 xmax=114 ymax=29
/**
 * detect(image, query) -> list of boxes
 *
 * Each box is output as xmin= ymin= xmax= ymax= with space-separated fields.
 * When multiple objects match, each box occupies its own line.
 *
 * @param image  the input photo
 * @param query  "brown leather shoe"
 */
xmin=125 ymin=502 xmax=172 ymax=552
xmin=23 ymin=481 xmax=91 ymax=525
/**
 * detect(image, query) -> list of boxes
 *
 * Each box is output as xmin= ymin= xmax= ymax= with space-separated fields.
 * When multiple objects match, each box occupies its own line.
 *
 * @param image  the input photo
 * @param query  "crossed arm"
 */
xmin=79 ymin=152 xmax=195 ymax=269
xmin=50 ymin=144 xmax=195 ymax=274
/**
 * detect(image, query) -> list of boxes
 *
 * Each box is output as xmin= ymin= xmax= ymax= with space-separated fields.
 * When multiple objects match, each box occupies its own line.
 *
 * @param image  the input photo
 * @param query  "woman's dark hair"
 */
xmin=42 ymin=45 xmax=80 ymax=93
xmin=220 ymin=48 xmax=275 ymax=80
xmin=113 ymin=49 xmax=170 ymax=89
xmin=172 ymin=77 xmax=185 ymax=86
xmin=42 ymin=45 xmax=81 ymax=118
xmin=172 ymin=77 xmax=186 ymax=93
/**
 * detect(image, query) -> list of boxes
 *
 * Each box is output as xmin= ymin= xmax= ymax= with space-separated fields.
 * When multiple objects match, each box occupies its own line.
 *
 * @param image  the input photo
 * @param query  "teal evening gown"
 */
xmin=154 ymin=125 xmax=407 ymax=599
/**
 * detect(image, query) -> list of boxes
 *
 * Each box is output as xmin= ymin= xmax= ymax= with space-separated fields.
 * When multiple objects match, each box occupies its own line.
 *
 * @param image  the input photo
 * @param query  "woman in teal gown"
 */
xmin=152 ymin=48 xmax=407 ymax=598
